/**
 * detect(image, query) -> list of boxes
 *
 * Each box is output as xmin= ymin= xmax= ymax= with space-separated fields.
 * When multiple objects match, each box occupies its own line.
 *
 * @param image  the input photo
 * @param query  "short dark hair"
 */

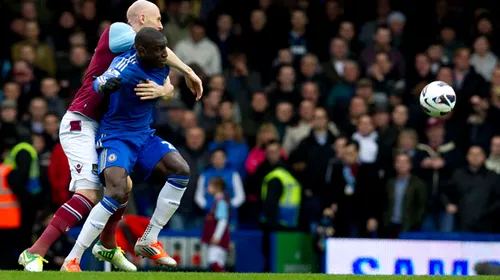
xmin=135 ymin=27 xmax=167 ymax=49
xmin=209 ymin=177 xmax=226 ymax=190
xmin=345 ymin=139 xmax=360 ymax=151
xmin=265 ymin=139 xmax=280 ymax=149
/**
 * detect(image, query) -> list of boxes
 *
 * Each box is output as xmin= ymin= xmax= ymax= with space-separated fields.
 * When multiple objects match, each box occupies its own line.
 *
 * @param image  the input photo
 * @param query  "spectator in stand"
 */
xmin=282 ymin=100 xmax=315 ymax=154
xmin=382 ymin=153 xmax=427 ymax=238
xmin=11 ymin=20 xmax=56 ymax=76
xmin=297 ymin=54 xmax=325 ymax=94
xmin=1 ymin=82 xmax=21 ymax=103
xmin=300 ymin=81 xmax=320 ymax=107
xmin=174 ymin=20 xmax=222 ymax=76
xmin=173 ymin=127 xmax=209 ymax=230
xmin=195 ymin=149 xmax=245 ymax=228
xmin=486 ymin=136 xmax=500 ymax=174
xmin=290 ymin=108 xmax=336 ymax=228
xmin=210 ymin=14 xmax=237 ymax=69
xmin=352 ymin=115 xmax=379 ymax=164
xmin=443 ymin=146 xmax=500 ymax=232
xmin=288 ymin=9 xmax=310 ymax=65
xmin=267 ymin=65 xmax=300 ymax=109
xmin=407 ymin=53 xmax=435 ymax=94
xmin=11 ymin=60 xmax=40 ymax=116
xmin=197 ymin=90 xmax=222 ymax=141
xmin=471 ymin=36 xmax=498 ymax=82
xmin=415 ymin=118 xmax=462 ymax=232
xmin=0 ymin=100 xmax=30 ymax=143
xmin=224 ymin=52 xmax=262 ymax=108
xmin=241 ymin=91 xmax=272 ymax=146
xmin=322 ymin=37 xmax=350 ymax=88
xmin=272 ymin=101 xmax=294 ymax=141
xmin=427 ymin=44 xmax=448 ymax=75
xmin=53 ymin=11 xmax=76 ymax=53
xmin=208 ymin=121 xmax=249 ymax=178
xmin=358 ymin=0 xmax=391 ymax=47
xmin=337 ymin=21 xmax=362 ymax=56
xmin=327 ymin=60 xmax=359 ymax=109
xmin=245 ymin=123 xmax=287 ymax=177
xmin=462 ymin=95 xmax=494 ymax=152
xmin=58 ymin=46 xmax=90 ymax=96
xmin=39 ymin=77 xmax=65 ymax=118
xmin=181 ymin=110 xmax=198 ymax=131
xmin=164 ymin=0 xmax=193 ymax=48
xmin=18 ymin=44 xmax=48 ymax=78
xmin=368 ymin=51 xmax=402 ymax=94
xmin=42 ymin=112 xmax=59 ymax=151
xmin=327 ymin=140 xmax=381 ymax=237
xmin=23 ymin=97 xmax=47 ymax=134
xmin=387 ymin=11 xmax=406 ymax=50
xmin=360 ymin=26 xmax=405 ymax=78
xmin=154 ymin=99 xmax=186 ymax=148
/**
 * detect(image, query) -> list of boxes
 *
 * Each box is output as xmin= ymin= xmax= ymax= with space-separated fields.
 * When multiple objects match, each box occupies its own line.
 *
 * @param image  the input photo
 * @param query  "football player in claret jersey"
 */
xmin=62 ymin=28 xmax=191 ymax=271
xmin=19 ymin=0 xmax=203 ymax=272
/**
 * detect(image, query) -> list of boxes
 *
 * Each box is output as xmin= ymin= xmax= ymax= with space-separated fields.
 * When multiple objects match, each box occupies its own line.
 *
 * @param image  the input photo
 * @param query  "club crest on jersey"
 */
xmin=108 ymin=154 xmax=117 ymax=162
xmin=92 ymin=164 xmax=98 ymax=175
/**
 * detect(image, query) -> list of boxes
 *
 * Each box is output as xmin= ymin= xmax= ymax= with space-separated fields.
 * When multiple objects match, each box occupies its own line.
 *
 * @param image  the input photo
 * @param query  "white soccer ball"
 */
xmin=419 ymin=81 xmax=456 ymax=117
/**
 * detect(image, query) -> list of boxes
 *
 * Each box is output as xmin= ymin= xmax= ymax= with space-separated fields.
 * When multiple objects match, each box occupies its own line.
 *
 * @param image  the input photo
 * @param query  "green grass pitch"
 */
xmin=1 ymin=271 xmax=500 ymax=280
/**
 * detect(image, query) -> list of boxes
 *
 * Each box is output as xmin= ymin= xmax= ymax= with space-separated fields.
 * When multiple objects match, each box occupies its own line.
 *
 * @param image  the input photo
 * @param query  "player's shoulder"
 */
xmin=108 ymin=22 xmax=136 ymax=54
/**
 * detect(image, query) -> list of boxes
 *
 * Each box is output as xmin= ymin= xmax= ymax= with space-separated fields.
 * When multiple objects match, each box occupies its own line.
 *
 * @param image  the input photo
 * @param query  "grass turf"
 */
xmin=1 ymin=271 xmax=500 ymax=280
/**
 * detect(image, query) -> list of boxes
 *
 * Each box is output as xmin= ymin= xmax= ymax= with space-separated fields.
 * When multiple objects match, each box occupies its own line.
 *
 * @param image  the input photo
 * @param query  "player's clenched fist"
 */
xmin=98 ymin=77 xmax=122 ymax=94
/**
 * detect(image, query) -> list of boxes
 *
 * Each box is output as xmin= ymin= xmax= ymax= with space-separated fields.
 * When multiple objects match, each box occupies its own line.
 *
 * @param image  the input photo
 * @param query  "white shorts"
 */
xmin=59 ymin=111 xmax=102 ymax=192
xmin=207 ymin=245 xmax=227 ymax=267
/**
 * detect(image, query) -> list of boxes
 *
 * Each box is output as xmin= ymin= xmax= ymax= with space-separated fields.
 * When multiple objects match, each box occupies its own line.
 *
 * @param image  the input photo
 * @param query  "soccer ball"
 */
xmin=419 ymin=81 xmax=456 ymax=117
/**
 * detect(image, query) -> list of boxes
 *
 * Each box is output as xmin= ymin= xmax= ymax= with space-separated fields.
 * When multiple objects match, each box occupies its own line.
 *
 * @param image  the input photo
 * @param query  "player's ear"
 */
xmin=137 ymin=45 xmax=145 ymax=57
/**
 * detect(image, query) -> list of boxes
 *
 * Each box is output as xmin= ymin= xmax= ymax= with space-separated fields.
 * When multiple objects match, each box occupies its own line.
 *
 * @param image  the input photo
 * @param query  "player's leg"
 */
xmin=208 ymin=245 xmax=227 ymax=272
xmin=62 ymin=142 xmax=136 ymax=271
xmin=19 ymin=113 xmax=101 ymax=272
xmin=134 ymin=138 xmax=190 ymax=266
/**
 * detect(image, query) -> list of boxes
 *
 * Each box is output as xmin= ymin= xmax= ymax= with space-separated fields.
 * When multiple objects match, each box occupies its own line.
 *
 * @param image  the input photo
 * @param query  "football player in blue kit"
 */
xmin=63 ymin=27 xmax=190 ymax=270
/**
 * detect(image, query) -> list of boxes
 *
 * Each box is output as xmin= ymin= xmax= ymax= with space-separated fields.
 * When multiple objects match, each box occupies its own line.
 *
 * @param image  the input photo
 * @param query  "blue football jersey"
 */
xmin=93 ymin=49 xmax=170 ymax=133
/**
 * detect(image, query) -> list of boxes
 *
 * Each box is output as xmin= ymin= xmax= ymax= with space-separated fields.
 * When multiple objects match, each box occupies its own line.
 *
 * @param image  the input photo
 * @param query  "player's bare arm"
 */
xmin=165 ymin=47 xmax=203 ymax=100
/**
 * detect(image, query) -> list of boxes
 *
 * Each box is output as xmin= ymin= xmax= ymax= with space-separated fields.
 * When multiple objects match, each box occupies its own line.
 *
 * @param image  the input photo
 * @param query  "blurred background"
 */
xmin=1 ymin=0 xmax=500 ymax=275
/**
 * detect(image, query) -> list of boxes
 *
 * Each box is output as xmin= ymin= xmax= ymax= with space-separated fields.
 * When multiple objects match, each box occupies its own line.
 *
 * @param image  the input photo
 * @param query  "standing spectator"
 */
xmin=11 ymin=60 xmax=40 ymax=116
xmin=415 ymin=118 xmax=462 ymax=232
xmin=173 ymin=127 xmax=209 ymax=230
xmin=352 ymin=115 xmax=379 ymax=164
xmin=42 ymin=113 xmax=59 ymax=151
xmin=327 ymin=140 xmax=381 ymax=237
xmin=382 ymin=153 xmax=427 ymax=238
xmin=360 ymin=26 xmax=405 ymax=78
xmin=290 ymin=108 xmax=336 ymax=228
xmin=174 ymin=20 xmax=222 ymax=75
xmin=40 ymin=77 xmax=66 ymax=118
xmin=327 ymin=60 xmax=359 ymax=109
xmin=297 ymin=54 xmax=325 ymax=94
xmin=387 ymin=11 xmax=406 ymax=50
xmin=470 ymin=36 xmax=498 ymax=82
xmin=486 ymin=136 xmax=500 ymax=174
xmin=427 ymin=44 xmax=448 ymax=75
xmin=208 ymin=121 xmax=249 ymax=178
xmin=18 ymin=44 xmax=48 ymax=78
xmin=164 ymin=0 xmax=193 ymax=48
xmin=195 ymin=149 xmax=245 ymax=227
xmin=443 ymin=146 xmax=500 ymax=233
xmin=197 ymin=90 xmax=222 ymax=141
xmin=300 ymin=81 xmax=320 ymax=107
xmin=0 ymin=100 xmax=30 ymax=145
xmin=335 ymin=96 xmax=368 ymax=137
xmin=11 ymin=21 xmax=56 ymax=76
xmin=282 ymin=100 xmax=315 ymax=154
xmin=224 ymin=52 xmax=262 ymax=109
xmin=337 ymin=21 xmax=362 ymax=56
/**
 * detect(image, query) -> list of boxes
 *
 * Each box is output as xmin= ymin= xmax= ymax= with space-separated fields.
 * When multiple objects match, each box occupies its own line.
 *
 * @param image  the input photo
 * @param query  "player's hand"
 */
xmin=185 ymin=70 xmax=203 ymax=101
xmin=210 ymin=238 xmax=219 ymax=245
xmin=135 ymin=79 xmax=173 ymax=100
xmin=99 ymin=77 xmax=122 ymax=94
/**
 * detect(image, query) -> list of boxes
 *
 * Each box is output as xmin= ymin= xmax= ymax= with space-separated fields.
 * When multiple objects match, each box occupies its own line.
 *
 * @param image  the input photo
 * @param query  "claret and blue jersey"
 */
xmin=93 ymin=49 xmax=176 ymax=180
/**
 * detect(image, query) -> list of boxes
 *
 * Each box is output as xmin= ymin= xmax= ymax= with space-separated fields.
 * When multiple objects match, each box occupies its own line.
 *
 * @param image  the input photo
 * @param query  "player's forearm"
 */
xmin=165 ymin=47 xmax=193 ymax=76
xmin=212 ymin=219 xmax=228 ymax=241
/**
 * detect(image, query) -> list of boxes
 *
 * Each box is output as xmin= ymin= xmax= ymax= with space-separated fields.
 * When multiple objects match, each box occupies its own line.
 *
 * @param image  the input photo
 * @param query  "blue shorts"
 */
xmin=96 ymin=130 xmax=177 ymax=180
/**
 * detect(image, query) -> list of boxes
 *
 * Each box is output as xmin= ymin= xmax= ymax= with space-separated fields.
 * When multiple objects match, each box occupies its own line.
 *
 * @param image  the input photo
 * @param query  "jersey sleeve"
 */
xmin=109 ymin=22 xmax=136 ymax=54
xmin=214 ymin=200 xmax=229 ymax=221
xmin=92 ymin=56 xmax=125 ymax=93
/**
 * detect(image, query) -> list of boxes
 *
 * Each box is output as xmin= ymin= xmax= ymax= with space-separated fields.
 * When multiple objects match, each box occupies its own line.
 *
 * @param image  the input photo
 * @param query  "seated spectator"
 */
xmin=300 ymin=81 xmax=320 ymax=107
xmin=11 ymin=21 xmax=56 ymax=75
xmin=368 ymin=51 xmax=402 ymax=94
xmin=245 ymin=123 xmax=287 ymax=176
xmin=426 ymin=44 xmax=448 ymax=75
xmin=154 ymin=99 xmax=186 ymax=148
xmin=352 ymin=115 xmax=379 ymax=164
xmin=443 ymin=146 xmax=500 ymax=233
xmin=267 ymin=65 xmax=301 ymax=108
xmin=224 ymin=52 xmax=262 ymax=106
xmin=40 ymin=77 xmax=65 ymax=118
xmin=181 ymin=110 xmax=198 ymax=131
xmin=219 ymin=100 xmax=241 ymax=124
xmin=297 ymin=53 xmax=326 ymax=94
xmin=382 ymin=153 xmax=427 ymax=238
xmin=163 ymin=0 xmax=193 ymax=48
xmin=208 ymin=121 xmax=249 ymax=177
xmin=334 ymin=96 xmax=368 ymax=137
xmin=282 ymin=100 xmax=315 ymax=154
xmin=322 ymin=37 xmax=350 ymax=88
xmin=272 ymin=101 xmax=294 ymax=142
xmin=195 ymin=149 xmax=245 ymax=227
xmin=241 ymin=91 xmax=272 ymax=146
xmin=1 ymin=82 xmax=21 ymax=104
xmin=23 ymin=97 xmax=48 ymax=134
xmin=327 ymin=140 xmax=381 ymax=237
xmin=196 ymin=90 xmax=222 ymax=141
xmin=327 ymin=60 xmax=359 ymax=109
xmin=42 ymin=113 xmax=59 ymax=151
xmin=486 ymin=136 xmax=500 ymax=174
xmin=174 ymin=20 xmax=222 ymax=76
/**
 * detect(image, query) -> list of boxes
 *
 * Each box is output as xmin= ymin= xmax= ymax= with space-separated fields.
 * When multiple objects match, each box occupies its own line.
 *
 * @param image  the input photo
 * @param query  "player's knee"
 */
xmin=173 ymin=159 xmax=190 ymax=177
xmin=103 ymin=168 xmax=129 ymax=202
xmin=75 ymin=188 xmax=102 ymax=205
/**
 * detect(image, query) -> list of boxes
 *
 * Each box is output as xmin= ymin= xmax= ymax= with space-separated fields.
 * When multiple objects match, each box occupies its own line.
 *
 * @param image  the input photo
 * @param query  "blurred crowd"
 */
xmin=2 ymin=0 xmax=500 ymax=263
